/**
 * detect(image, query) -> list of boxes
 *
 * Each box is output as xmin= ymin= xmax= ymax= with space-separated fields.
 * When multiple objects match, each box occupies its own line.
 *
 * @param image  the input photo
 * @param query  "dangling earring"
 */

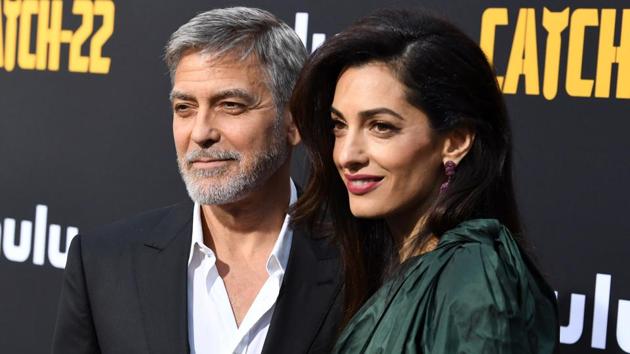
xmin=439 ymin=161 xmax=457 ymax=193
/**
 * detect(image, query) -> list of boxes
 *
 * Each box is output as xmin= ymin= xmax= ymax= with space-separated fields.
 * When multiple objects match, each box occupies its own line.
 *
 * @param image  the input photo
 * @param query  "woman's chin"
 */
xmin=348 ymin=204 xmax=389 ymax=219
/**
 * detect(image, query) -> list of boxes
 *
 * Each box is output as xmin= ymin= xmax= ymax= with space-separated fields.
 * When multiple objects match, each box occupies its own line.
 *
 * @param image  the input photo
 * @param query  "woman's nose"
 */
xmin=334 ymin=130 xmax=369 ymax=172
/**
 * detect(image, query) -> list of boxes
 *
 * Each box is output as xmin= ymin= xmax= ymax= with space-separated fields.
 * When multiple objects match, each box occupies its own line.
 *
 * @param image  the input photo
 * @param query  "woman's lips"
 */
xmin=344 ymin=174 xmax=384 ymax=195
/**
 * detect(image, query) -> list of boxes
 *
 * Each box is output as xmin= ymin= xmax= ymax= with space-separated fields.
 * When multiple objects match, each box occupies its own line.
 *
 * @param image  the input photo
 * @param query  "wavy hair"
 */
xmin=290 ymin=9 xmax=522 ymax=326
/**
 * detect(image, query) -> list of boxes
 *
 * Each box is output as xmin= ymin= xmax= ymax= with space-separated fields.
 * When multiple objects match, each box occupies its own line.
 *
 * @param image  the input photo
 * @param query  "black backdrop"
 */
xmin=0 ymin=1 xmax=628 ymax=353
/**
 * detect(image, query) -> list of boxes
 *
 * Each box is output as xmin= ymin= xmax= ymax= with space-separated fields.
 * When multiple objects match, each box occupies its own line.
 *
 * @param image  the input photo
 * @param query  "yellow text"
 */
xmin=0 ymin=0 xmax=115 ymax=74
xmin=480 ymin=7 xmax=629 ymax=99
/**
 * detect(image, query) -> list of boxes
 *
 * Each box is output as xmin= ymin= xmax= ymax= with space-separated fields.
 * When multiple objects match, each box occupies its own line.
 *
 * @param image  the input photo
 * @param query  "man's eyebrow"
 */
xmin=169 ymin=89 xmax=256 ymax=104
xmin=169 ymin=90 xmax=195 ymax=102
xmin=211 ymin=88 xmax=255 ymax=104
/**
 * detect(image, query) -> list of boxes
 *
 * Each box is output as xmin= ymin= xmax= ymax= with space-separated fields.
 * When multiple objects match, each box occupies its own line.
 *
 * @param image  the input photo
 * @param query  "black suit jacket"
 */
xmin=52 ymin=201 xmax=343 ymax=354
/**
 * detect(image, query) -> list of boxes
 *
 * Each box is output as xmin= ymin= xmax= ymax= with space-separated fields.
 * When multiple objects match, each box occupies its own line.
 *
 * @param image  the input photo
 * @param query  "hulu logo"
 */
xmin=0 ymin=204 xmax=78 ymax=268
xmin=559 ymin=274 xmax=630 ymax=352
xmin=294 ymin=12 xmax=326 ymax=53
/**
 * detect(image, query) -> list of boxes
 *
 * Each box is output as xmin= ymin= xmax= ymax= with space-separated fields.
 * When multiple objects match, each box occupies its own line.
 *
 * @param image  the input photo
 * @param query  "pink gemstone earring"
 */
xmin=439 ymin=161 xmax=457 ymax=193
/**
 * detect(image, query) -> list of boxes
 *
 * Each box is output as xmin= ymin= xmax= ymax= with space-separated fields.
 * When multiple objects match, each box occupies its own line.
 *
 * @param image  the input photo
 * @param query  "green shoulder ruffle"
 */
xmin=333 ymin=219 xmax=558 ymax=354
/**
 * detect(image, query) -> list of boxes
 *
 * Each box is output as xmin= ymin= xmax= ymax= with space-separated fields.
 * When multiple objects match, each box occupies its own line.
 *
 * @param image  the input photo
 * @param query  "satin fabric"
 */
xmin=333 ymin=219 xmax=559 ymax=353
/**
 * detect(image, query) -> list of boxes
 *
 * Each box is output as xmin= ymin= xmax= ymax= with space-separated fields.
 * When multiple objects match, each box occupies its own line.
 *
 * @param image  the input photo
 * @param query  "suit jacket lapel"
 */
xmin=134 ymin=201 xmax=193 ymax=354
xmin=262 ymin=224 xmax=342 ymax=354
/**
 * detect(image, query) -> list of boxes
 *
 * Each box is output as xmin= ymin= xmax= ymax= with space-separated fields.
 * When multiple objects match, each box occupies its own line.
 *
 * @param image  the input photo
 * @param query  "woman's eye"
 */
xmin=331 ymin=119 xmax=347 ymax=132
xmin=372 ymin=122 xmax=395 ymax=134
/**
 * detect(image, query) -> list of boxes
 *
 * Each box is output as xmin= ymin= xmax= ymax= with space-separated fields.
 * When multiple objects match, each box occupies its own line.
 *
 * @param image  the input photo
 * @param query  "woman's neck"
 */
xmin=386 ymin=208 xmax=438 ymax=262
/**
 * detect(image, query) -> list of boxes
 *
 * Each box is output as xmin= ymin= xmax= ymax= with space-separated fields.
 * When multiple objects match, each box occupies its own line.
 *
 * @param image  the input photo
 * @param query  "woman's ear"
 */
xmin=441 ymin=126 xmax=475 ymax=164
xmin=284 ymin=110 xmax=301 ymax=146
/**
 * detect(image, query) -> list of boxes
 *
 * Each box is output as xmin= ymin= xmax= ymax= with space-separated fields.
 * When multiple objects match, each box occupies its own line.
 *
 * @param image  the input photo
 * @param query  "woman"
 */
xmin=290 ymin=9 xmax=558 ymax=353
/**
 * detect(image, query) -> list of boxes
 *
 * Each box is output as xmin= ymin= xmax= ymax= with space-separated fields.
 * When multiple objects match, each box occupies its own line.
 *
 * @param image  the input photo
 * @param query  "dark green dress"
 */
xmin=333 ymin=219 xmax=558 ymax=353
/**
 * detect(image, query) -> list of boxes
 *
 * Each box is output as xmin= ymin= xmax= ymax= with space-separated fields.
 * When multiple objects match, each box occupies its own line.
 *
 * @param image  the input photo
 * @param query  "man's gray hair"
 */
xmin=164 ymin=7 xmax=307 ymax=113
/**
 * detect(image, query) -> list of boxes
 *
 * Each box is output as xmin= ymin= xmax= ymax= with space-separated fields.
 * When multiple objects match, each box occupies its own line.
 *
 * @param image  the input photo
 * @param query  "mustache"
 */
xmin=184 ymin=149 xmax=241 ymax=164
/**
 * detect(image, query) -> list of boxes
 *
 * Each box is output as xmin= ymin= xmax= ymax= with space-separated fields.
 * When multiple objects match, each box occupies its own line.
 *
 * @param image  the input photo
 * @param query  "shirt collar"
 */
xmin=187 ymin=179 xmax=297 ymax=277
xmin=188 ymin=202 xmax=206 ymax=265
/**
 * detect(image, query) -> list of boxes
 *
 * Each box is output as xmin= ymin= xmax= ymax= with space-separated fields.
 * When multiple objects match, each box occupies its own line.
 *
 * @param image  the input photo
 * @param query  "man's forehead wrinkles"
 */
xmin=200 ymin=50 xmax=261 ymax=68
xmin=171 ymin=51 xmax=272 ymax=107
xmin=174 ymin=66 xmax=263 ymax=87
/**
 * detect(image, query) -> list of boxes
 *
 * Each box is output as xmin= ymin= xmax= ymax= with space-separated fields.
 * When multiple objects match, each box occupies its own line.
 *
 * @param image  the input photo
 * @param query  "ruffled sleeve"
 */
xmin=421 ymin=221 xmax=557 ymax=354
xmin=423 ymin=241 xmax=534 ymax=353
xmin=332 ymin=219 xmax=558 ymax=354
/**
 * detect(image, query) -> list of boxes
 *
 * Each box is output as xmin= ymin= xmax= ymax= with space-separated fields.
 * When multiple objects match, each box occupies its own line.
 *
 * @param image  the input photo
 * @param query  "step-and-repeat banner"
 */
xmin=0 ymin=0 xmax=628 ymax=353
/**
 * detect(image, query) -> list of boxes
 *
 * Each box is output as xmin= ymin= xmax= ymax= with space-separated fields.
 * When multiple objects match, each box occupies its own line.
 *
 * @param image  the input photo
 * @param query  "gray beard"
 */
xmin=177 ymin=122 xmax=289 ymax=205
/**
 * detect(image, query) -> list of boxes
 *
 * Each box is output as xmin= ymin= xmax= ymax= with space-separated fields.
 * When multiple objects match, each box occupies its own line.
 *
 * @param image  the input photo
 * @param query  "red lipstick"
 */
xmin=344 ymin=174 xmax=384 ymax=195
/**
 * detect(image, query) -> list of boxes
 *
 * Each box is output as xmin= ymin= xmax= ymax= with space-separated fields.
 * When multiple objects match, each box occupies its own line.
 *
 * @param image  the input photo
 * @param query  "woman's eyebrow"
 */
xmin=358 ymin=108 xmax=404 ymax=120
xmin=330 ymin=106 xmax=345 ymax=118
xmin=330 ymin=106 xmax=404 ymax=120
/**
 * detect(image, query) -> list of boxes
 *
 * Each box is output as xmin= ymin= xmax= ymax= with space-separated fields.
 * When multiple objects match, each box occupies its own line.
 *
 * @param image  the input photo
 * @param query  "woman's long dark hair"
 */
xmin=290 ymin=9 xmax=522 ymax=326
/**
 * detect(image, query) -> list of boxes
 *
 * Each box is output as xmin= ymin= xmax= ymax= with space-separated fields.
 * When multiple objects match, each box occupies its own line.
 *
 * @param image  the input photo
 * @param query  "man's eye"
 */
xmin=221 ymin=101 xmax=246 ymax=113
xmin=174 ymin=104 xmax=192 ymax=115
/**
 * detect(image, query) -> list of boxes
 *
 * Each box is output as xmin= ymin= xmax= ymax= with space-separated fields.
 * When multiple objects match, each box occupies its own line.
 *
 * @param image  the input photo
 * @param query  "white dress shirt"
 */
xmin=187 ymin=181 xmax=296 ymax=354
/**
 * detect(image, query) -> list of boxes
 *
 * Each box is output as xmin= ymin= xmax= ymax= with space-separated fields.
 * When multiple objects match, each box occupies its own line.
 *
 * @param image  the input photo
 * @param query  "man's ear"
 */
xmin=284 ymin=111 xmax=301 ymax=146
xmin=441 ymin=126 xmax=475 ymax=164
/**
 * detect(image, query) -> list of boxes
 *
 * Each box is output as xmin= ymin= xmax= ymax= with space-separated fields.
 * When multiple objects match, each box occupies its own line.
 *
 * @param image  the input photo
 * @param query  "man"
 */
xmin=52 ymin=7 xmax=342 ymax=354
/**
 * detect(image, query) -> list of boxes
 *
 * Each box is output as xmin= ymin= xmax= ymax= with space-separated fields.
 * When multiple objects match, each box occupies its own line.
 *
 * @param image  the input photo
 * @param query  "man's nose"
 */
xmin=190 ymin=107 xmax=220 ymax=148
xmin=335 ymin=130 xmax=369 ymax=172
